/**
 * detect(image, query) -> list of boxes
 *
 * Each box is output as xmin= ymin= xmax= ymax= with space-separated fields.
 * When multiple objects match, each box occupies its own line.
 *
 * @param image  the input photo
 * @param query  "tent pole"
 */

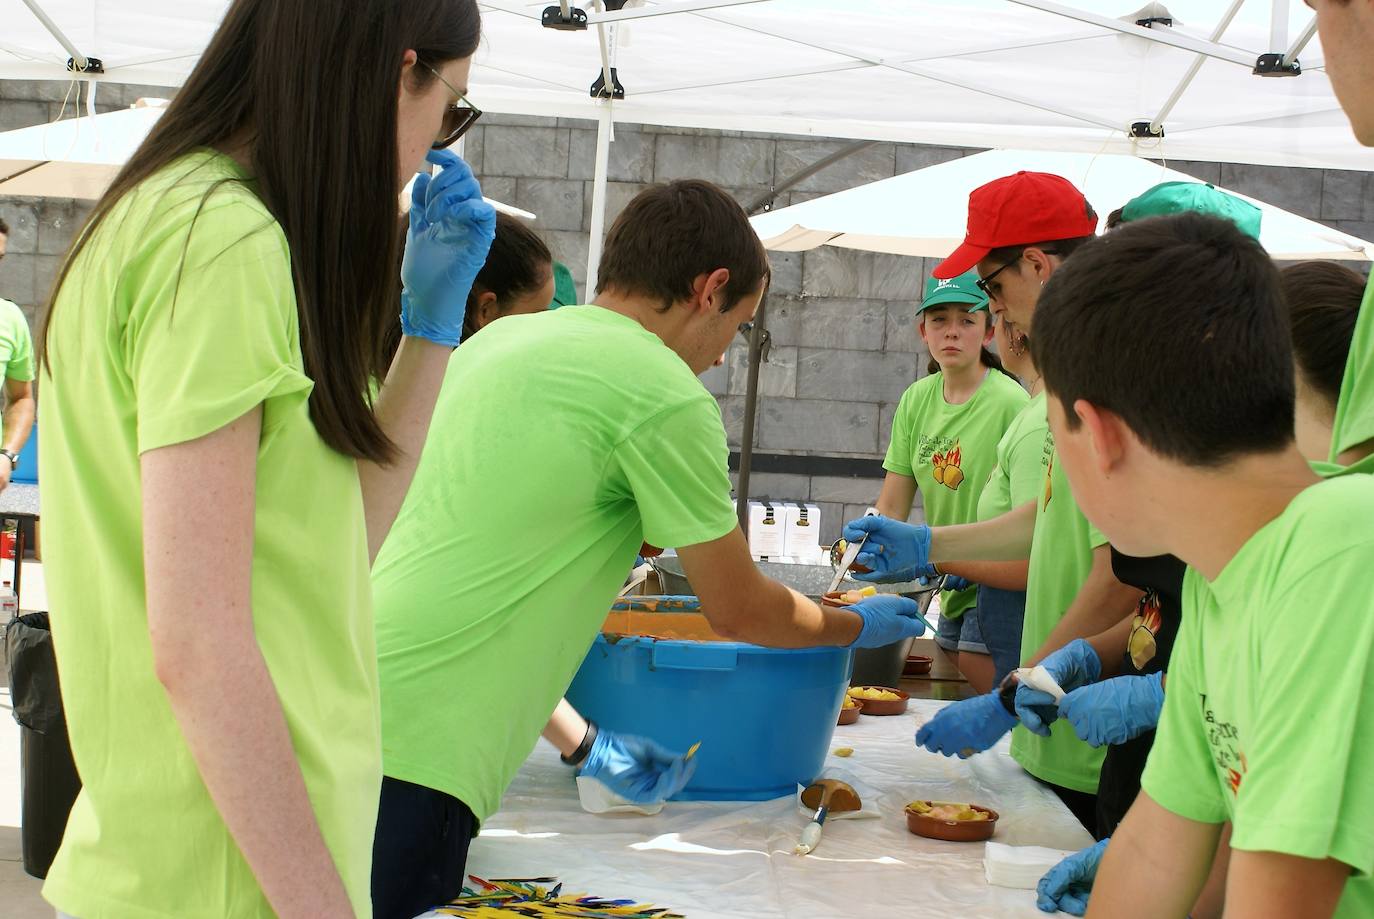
xmin=1283 ymin=18 xmax=1318 ymax=67
xmin=1270 ymin=0 xmax=1290 ymax=52
xmin=1149 ymin=0 xmax=1246 ymax=135
xmin=735 ymin=295 xmax=769 ymax=535
xmin=1000 ymin=0 xmax=1254 ymax=67
xmin=585 ymin=105 xmax=613 ymax=299
xmin=18 ymin=0 xmax=89 ymax=70
xmin=587 ymin=0 xmax=771 ymax=24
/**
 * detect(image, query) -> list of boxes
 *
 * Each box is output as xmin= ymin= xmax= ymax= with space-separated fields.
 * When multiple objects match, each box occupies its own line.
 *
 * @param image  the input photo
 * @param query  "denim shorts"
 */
xmin=975 ymin=585 xmax=1029 ymax=687
xmin=934 ymin=606 xmax=989 ymax=655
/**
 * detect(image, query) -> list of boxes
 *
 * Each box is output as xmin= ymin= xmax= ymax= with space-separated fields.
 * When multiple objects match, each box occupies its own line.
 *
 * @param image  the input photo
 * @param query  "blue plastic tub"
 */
xmin=566 ymin=624 xmax=853 ymax=801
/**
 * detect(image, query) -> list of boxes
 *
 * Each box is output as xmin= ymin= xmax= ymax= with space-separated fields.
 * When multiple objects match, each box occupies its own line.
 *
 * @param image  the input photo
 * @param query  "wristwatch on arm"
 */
xmin=561 ymin=720 xmax=599 ymax=767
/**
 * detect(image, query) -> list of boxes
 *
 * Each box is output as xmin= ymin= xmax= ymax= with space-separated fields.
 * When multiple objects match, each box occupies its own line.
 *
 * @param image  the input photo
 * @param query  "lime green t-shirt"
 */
xmin=1329 ymin=273 xmax=1374 ymax=469
xmin=1009 ymin=428 xmax=1109 ymax=793
xmin=975 ymin=390 xmax=1048 ymax=522
xmin=39 ymin=151 xmax=378 ymax=918
xmin=884 ymin=369 xmax=1027 ymax=617
xmin=1142 ymin=477 xmax=1374 ymax=917
xmin=0 ymin=298 xmax=35 ymax=382
xmin=372 ymin=305 xmax=739 ymax=822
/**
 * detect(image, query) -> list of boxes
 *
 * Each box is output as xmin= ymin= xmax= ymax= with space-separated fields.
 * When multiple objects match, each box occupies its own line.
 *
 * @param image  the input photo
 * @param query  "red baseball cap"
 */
xmin=933 ymin=172 xmax=1098 ymax=279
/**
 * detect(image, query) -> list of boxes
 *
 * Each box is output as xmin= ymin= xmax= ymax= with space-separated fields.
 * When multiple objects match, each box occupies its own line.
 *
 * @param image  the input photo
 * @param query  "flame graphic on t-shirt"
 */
xmin=931 ymin=441 xmax=965 ymax=491
xmin=1128 ymin=591 xmax=1163 ymax=670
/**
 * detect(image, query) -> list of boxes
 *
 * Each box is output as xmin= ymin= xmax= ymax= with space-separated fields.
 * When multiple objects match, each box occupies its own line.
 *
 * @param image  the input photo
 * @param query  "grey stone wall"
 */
xmin=5 ymin=82 xmax=1373 ymax=540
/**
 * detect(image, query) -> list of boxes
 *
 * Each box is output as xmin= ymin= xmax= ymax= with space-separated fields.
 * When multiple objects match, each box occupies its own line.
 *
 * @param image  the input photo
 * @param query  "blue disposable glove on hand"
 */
xmin=842 ymin=515 xmax=938 ymax=583
xmin=1037 ymin=838 xmax=1109 ymax=915
xmin=914 ymin=691 xmax=1017 ymax=758
xmin=1058 ymin=671 xmax=1165 ymax=748
xmin=846 ymin=594 xmax=927 ymax=648
xmin=400 ymin=149 xmax=497 ymax=347
xmin=922 ymin=573 xmax=970 ymax=592
xmin=577 ymin=730 xmax=697 ymax=805
xmin=1014 ymin=639 xmax=1103 ymax=737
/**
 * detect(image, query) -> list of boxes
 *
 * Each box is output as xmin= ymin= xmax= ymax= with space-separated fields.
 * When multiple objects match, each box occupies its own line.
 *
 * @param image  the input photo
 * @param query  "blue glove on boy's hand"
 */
xmin=401 ymin=149 xmax=497 ymax=347
xmin=1014 ymin=639 xmax=1103 ymax=737
xmin=1037 ymin=838 xmax=1109 ymax=915
xmin=1059 ymin=671 xmax=1165 ymax=747
xmin=842 ymin=515 xmax=938 ymax=583
xmin=577 ymin=730 xmax=697 ymax=805
xmin=846 ymin=594 xmax=927 ymax=648
xmin=922 ymin=573 xmax=970 ymax=592
xmin=914 ymin=691 xmax=1016 ymax=757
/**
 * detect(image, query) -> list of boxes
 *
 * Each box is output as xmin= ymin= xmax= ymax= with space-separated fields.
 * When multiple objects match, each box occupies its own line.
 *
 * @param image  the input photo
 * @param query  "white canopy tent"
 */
xmin=3 ymin=0 xmax=1373 ymax=287
xmin=751 ymin=147 xmax=1374 ymax=260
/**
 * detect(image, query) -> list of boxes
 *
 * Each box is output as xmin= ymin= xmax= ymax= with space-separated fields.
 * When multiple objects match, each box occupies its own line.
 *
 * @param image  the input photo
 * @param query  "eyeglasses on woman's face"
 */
xmin=426 ymin=65 xmax=482 ymax=150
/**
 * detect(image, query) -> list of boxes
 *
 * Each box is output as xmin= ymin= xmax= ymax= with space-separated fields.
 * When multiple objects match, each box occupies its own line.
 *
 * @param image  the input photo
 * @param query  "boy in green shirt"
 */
xmin=1032 ymin=211 xmax=1374 ymax=919
xmin=369 ymin=180 xmax=926 ymax=919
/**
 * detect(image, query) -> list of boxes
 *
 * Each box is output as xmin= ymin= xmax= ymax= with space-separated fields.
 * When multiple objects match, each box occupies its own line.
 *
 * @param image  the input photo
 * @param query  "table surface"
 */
xmin=429 ymin=698 xmax=1093 ymax=919
xmin=0 ymin=483 xmax=38 ymax=518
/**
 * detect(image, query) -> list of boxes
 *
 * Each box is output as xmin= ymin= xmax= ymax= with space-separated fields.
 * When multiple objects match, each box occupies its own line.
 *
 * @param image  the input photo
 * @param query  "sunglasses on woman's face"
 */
xmin=426 ymin=65 xmax=482 ymax=150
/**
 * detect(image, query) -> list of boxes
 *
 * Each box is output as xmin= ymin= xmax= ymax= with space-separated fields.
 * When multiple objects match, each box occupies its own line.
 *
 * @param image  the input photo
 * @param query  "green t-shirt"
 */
xmin=39 ymin=150 xmax=378 ymax=918
xmin=884 ymin=369 xmax=1027 ymax=617
xmin=1009 ymin=427 xmax=1109 ymax=793
xmin=976 ymin=390 xmax=1048 ymax=522
xmin=1329 ymin=274 xmax=1374 ymax=469
xmin=1142 ymin=477 xmax=1374 ymax=917
xmin=372 ymin=304 xmax=739 ymax=821
xmin=0 ymin=298 xmax=34 ymax=382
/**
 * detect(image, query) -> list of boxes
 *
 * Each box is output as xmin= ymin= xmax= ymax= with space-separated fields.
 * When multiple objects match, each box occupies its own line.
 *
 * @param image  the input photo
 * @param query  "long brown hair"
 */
xmin=38 ymin=0 xmax=481 ymax=462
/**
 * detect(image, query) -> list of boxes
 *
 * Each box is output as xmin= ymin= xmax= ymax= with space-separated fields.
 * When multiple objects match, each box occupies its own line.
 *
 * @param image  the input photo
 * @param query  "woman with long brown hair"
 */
xmin=36 ymin=0 xmax=491 ymax=915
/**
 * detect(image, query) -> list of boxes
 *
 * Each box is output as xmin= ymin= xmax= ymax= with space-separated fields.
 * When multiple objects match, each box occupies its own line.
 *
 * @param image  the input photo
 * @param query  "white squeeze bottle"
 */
xmin=2 ymin=580 xmax=17 ymax=618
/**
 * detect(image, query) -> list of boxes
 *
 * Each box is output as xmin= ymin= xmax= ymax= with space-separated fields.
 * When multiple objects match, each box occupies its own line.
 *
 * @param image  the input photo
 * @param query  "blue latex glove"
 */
xmin=842 ymin=515 xmax=938 ymax=583
xmin=1037 ymin=838 xmax=1109 ymax=915
xmin=1059 ymin=671 xmax=1165 ymax=747
xmin=1014 ymin=639 xmax=1103 ymax=737
xmin=846 ymin=594 xmax=927 ymax=648
xmin=914 ymin=691 xmax=1016 ymax=758
xmin=922 ymin=573 xmax=970 ymax=592
xmin=400 ymin=149 xmax=497 ymax=346
xmin=577 ymin=730 xmax=697 ymax=805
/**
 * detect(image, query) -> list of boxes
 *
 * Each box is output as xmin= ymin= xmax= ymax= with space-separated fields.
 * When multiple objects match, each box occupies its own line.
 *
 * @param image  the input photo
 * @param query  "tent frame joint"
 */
xmin=66 ymin=56 xmax=103 ymax=74
xmin=1129 ymin=121 xmax=1164 ymax=139
xmin=541 ymin=5 xmax=588 ymax=31
xmin=590 ymin=66 xmax=625 ymax=99
xmin=1253 ymin=53 xmax=1301 ymax=77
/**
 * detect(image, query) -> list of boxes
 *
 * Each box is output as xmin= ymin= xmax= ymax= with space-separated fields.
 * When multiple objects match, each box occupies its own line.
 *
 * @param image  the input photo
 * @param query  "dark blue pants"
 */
xmin=371 ymin=775 xmax=478 ymax=919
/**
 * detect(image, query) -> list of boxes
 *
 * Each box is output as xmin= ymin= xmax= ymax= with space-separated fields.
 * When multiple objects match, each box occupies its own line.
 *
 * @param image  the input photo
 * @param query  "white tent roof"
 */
xmin=2 ymin=0 xmax=1371 ymax=171
xmin=750 ymin=148 xmax=1374 ymax=260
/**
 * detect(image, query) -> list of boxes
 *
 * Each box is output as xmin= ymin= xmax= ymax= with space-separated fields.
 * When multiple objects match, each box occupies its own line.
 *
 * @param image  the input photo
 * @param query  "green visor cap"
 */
xmin=920 ymin=271 xmax=990 ymax=313
xmin=549 ymin=261 xmax=578 ymax=309
xmin=1120 ymin=182 xmax=1262 ymax=240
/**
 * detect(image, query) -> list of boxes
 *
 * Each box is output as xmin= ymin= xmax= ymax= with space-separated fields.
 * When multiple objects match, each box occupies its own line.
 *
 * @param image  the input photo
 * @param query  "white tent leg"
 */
xmin=1150 ymin=0 xmax=1246 ymax=135
xmin=585 ymin=105 xmax=613 ymax=299
xmin=18 ymin=0 xmax=89 ymax=70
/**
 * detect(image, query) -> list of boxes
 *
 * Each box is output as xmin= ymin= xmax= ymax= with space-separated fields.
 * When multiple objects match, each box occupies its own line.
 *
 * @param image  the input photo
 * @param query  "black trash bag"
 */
xmin=6 ymin=612 xmax=66 ymax=734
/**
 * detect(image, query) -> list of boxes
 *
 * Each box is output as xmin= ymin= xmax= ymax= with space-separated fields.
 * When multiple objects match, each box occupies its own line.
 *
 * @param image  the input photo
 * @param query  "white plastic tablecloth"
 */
xmin=422 ymin=699 xmax=1094 ymax=918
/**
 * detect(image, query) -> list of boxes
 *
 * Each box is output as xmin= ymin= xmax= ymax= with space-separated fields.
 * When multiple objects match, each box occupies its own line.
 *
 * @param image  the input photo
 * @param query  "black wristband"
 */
xmin=997 ymin=675 xmax=1020 ymax=717
xmin=561 ymin=719 xmax=598 ymax=767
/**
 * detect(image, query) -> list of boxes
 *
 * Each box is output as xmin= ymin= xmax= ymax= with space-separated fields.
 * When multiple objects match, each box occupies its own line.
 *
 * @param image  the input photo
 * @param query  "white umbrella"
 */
xmin=751 ymin=148 xmax=1374 ymax=261
xmin=0 ymin=101 xmax=536 ymax=219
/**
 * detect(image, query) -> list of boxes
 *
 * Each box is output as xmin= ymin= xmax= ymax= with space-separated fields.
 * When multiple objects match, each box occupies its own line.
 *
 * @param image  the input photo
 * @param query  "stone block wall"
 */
xmin=5 ymin=81 xmax=1373 ymax=539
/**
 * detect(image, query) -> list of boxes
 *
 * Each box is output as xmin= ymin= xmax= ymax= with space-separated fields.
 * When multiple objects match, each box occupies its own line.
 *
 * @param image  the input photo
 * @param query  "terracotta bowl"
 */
xmin=904 ymin=801 xmax=999 ymax=842
xmin=837 ymin=702 xmax=861 ymax=725
xmin=847 ymin=685 xmax=909 ymax=716
xmin=902 ymin=654 xmax=934 ymax=677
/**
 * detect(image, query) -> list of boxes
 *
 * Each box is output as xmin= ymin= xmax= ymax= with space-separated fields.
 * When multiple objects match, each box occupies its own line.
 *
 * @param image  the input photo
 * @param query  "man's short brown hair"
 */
xmin=597 ymin=180 xmax=769 ymax=313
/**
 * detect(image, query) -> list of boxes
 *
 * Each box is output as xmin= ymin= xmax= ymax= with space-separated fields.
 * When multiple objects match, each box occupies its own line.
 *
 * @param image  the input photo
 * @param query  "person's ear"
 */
xmin=473 ymin=290 xmax=500 ymax=330
xmin=1023 ymin=246 xmax=1058 ymax=282
xmin=398 ymin=49 xmax=420 ymax=99
xmin=981 ymin=317 xmax=996 ymax=345
xmin=692 ymin=268 xmax=732 ymax=315
xmin=1074 ymin=400 xmax=1128 ymax=474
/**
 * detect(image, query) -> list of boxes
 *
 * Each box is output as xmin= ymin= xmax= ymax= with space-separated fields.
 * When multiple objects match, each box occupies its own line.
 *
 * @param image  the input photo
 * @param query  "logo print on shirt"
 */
xmin=1128 ymin=590 xmax=1163 ymax=670
xmin=1201 ymin=694 xmax=1246 ymax=796
xmin=931 ymin=441 xmax=965 ymax=491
